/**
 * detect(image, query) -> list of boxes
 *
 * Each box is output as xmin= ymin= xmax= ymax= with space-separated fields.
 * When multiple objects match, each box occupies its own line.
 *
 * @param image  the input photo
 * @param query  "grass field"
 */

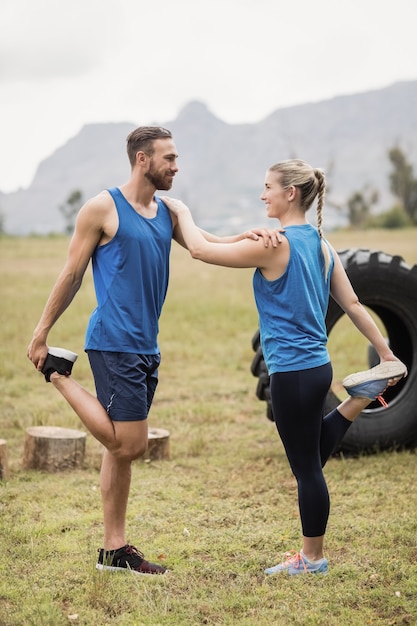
xmin=0 ymin=229 xmax=417 ymax=626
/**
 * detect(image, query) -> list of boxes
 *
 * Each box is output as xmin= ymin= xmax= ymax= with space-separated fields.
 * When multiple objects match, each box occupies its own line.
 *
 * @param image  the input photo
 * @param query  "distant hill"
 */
xmin=2 ymin=80 xmax=417 ymax=235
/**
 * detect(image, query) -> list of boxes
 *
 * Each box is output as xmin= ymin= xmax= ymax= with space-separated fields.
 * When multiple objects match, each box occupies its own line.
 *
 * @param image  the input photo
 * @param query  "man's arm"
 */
xmin=173 ymin=217 xmax=283 ymax=249
xmin=27 ymin=195 xmax=108 ymax=371
xmin=198 ymin=228 xmax=283 ymax=245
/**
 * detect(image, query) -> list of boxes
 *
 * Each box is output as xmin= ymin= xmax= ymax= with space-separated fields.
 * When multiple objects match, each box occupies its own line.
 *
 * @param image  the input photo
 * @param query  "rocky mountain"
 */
xmin=2 ymin=80 xmax=417 ymax=235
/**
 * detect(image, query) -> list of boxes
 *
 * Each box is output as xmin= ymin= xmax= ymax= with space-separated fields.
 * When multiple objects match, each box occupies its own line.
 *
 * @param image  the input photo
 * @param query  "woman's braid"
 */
xmin=314 ymin=168 xmax=326 ymax=239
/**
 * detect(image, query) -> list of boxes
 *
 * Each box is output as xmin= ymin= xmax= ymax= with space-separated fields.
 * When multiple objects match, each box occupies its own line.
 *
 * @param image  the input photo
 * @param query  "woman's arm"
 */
xmin=329 ymin=248 xmax=399 ymax=363
xmin=165 ymin=196 xmax=283 ymax=271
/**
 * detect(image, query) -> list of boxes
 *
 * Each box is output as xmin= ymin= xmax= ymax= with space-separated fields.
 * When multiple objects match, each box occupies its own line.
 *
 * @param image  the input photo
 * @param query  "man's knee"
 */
xmin=106 ymin=418 xmax=148 ymax=461
xmin=110 ymin=440 xmax=147 ymax=461
xmin=127 ymin=441 xmax=148 ymax=461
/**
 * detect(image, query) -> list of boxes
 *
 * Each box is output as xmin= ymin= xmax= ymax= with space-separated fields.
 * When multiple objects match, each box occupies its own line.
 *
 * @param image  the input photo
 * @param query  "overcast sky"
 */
xmin=1 ymin=0 xmax=416 ymax=193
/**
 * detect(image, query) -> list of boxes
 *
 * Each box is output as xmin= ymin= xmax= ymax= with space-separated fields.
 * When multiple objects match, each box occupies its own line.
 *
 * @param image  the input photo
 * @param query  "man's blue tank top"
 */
xmin=253 ymin=224 xmax=334 ymax=374
xmin=85 ymin=188 xmax=173 ymax=354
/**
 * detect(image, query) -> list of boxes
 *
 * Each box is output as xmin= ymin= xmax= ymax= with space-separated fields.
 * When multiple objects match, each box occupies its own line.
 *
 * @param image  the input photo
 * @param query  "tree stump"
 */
xmin=0 ymin=439 xmax=9 ymax=480
xmin=23 ymin=426 xmax=86 ymax=471
xmin=143 ymin=428 xmax=170 ymax=462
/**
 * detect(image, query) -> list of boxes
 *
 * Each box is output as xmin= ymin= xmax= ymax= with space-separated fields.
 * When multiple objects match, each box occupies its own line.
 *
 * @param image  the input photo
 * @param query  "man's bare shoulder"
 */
xmin=83 ymin=190 xmax=113 ymax=211
xmin=77 ymin=190 xmax=115 ymax=222
xmin=74 ymin=190 xmax=118 ymax=244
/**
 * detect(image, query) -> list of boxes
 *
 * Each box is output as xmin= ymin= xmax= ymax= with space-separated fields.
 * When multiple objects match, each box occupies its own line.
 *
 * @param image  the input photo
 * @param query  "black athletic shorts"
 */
xmin=87 ymin=351 xmax=160 ymax=422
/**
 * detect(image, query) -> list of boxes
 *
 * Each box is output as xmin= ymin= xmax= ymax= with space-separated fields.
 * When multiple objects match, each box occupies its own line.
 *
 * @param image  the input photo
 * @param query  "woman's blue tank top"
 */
xmin=85 ymin=188 xmax=173 ymax=354
xmin=253 ymin=224 xmax=334 ymax=374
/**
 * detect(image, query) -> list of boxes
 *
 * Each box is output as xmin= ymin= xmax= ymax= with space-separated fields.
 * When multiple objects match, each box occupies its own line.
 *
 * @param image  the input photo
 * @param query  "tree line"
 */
xmin=347 ymin=146 xmax=417 ymax=229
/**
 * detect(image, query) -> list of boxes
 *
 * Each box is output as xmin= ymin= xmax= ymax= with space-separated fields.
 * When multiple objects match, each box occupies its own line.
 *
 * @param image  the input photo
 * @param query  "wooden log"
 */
xmin=143 ymin=427 xmax=170 ymax=462
xmin=0 ymin=439 xmax=9 ymax=480
xmin=23 ymin=426 xmax=86 ymax=471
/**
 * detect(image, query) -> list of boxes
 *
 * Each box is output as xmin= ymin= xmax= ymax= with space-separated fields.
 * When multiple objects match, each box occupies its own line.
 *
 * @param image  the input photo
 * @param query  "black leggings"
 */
xmin=270 ymin=363 xmax=352 ymax=537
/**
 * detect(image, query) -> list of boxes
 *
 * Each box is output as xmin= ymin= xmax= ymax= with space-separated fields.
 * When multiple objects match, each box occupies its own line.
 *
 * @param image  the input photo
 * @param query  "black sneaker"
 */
xmin=41 ymin=347 xmax=78 ymax=382
xmin=96 ymin=544 xmax=167 ymax=575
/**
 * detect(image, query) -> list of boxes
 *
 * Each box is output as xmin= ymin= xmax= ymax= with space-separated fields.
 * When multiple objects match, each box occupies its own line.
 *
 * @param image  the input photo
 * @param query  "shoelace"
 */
xmin=375 ymin=394 xmax=388 ymax=408
xmin=280 ymin=551 xmax=307 ymax=572
xmin=124 ymin=544 xmax=145 ymax=560
xmin=374 ymin=373 xmax=406 ymax=408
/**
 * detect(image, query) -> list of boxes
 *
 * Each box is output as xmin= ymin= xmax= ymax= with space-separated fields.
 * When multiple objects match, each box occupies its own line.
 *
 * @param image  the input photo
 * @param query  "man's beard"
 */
xmin=145 ymin=168 xmax=173 ymax=191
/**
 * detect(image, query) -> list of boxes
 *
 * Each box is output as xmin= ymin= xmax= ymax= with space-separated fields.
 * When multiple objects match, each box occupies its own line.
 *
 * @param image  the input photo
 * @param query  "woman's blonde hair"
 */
xmin=268 ymin=159 xmax=331 ymax=280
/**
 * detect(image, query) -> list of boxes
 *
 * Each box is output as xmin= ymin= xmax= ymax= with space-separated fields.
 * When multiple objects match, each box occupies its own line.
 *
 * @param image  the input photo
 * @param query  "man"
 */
xmin=27 ymin=126 xmax=276 ymax=575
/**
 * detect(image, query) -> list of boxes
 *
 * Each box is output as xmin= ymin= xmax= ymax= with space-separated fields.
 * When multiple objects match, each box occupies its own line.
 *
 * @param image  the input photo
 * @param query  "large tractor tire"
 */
xmin=251 ymin=249 xmax=417 ymax=454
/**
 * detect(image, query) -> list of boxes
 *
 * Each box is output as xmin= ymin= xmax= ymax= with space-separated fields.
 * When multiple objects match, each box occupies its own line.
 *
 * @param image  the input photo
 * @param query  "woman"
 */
xmin=163 ymin=159 xmax=407 ymax=575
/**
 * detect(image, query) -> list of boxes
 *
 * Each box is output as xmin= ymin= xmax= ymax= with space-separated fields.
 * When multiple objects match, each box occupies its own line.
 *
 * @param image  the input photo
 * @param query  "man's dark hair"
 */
xmin=126 ymin=126 xmax=172 ymax=167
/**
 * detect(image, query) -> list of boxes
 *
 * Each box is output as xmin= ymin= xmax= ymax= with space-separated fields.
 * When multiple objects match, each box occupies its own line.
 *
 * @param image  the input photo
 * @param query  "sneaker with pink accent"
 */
xmin=342 ymin=361 xmax=407 ymax=408
xmin=264 ymin=550 xmax=328 ymax=575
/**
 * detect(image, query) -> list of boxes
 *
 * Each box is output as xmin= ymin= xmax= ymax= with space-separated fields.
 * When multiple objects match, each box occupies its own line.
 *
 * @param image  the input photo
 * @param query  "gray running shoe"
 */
xmin=342 ymin=361 xmax=407 ymax=407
